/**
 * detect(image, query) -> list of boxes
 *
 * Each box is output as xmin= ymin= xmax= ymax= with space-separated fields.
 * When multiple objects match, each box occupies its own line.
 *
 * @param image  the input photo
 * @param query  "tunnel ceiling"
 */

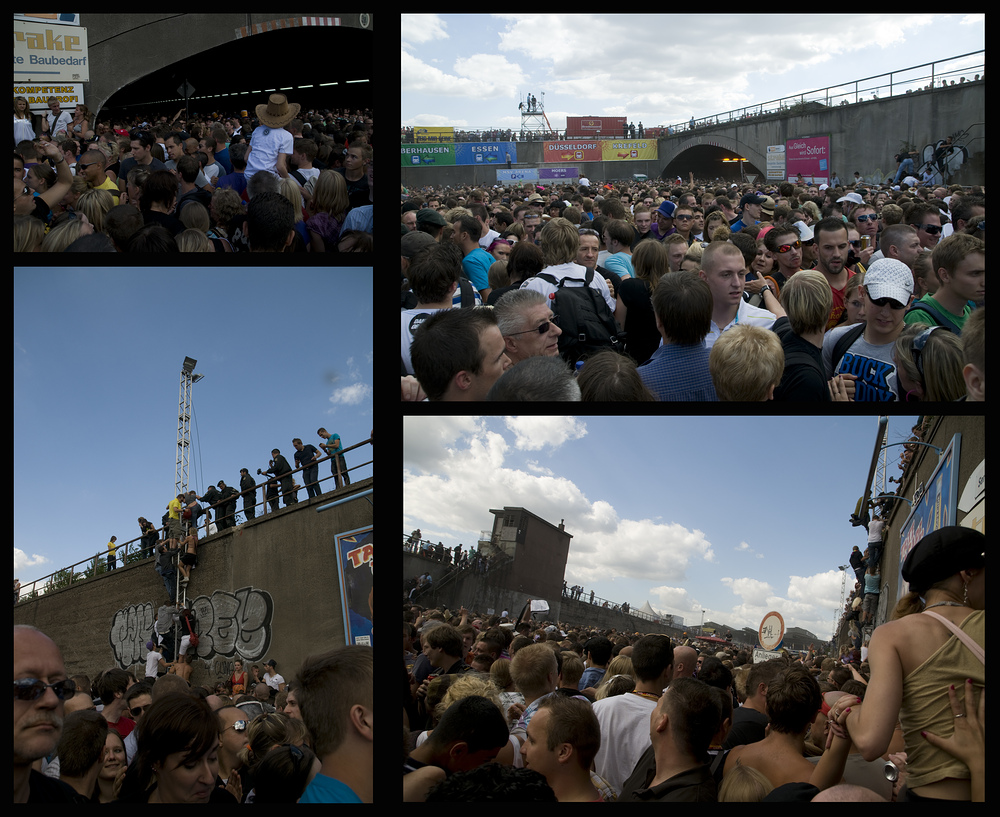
xmin=101 ymin=26 xmax=372 ymax=118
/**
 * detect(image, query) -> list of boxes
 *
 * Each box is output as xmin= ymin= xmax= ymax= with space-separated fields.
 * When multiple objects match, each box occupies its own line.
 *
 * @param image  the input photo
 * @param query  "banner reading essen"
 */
xmin=543 ymin=140 xmax=658 ymax=163
xmin=401 ymin=142 xmax=518 ymax=167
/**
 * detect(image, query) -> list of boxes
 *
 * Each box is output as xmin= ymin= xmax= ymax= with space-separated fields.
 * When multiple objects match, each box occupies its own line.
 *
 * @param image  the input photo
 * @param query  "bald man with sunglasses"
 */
xmin=14 ymin=625 xmax=79 ymax=802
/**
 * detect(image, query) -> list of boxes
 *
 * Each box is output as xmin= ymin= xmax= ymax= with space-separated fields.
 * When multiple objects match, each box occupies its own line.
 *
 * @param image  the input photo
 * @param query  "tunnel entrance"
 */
xmin=662 ymin=143 xmax=764 ymax=184
xmin=100 ymin=26 xmax=372 ymax=121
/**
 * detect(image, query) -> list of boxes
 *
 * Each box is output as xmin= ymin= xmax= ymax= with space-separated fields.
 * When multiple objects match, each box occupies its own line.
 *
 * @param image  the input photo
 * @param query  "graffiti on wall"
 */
xmin=108 ymin=586 xmax=274 ymax=669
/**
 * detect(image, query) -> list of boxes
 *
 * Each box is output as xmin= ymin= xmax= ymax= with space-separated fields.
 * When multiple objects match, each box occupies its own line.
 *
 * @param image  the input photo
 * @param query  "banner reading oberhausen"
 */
xmin=401 ymin=142 xmax=518 ymax=167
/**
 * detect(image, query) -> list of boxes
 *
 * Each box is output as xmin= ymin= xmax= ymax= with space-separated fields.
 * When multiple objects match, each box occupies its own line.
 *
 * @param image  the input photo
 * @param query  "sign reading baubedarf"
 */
xmin=14 ymin=20 xmax=90 ymax=83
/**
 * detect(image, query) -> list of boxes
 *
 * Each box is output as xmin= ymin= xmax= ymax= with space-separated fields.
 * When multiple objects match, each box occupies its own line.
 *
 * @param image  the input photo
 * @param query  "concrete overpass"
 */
xmin=14 ymin=477 xmax=373 ymax=690
xmin=401 ymin=79 xmax=984 ymax=189
xmin=42 ymin=13 xmax=373 ymax=118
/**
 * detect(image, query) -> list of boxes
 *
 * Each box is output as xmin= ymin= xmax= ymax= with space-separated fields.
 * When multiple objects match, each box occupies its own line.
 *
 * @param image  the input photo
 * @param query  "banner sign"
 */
xmin=454 ymin=142 xmax=518 ymax=166
xmin=899 ymin=434 xmax=962 ymax=599
xmin=14 ymin=20 xmax=89 ymax=82
xmin=334 ymin=526 xmax=373 ymax=647
xmin=402 ymin=142 xmax=518 ymax=167
xmin=785 ymin=136 xmax=830 ymax=184
xmin=602 ymin=140 xmax=658 ymax=161
xmin=496 ymin=169 xmax=539 ymax=184
xmin=544 ymin=141 xmax=602 ymax=163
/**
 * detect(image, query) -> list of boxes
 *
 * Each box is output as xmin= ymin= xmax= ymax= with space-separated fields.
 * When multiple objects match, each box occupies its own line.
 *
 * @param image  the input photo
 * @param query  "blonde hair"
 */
xmin=278 ymin=177 xmax=304 ymax=223
xmin=710 ymin=324 xmax=785 ymax=400
xmin=701 ymin=240 xmax=744 ymax=274
xmin=780 ymin=269 xmax=833 ymax=335
xmin=893 ymin=323 xmax=966 ymax=401
xmin=718 ymin=761 xmax=774 ymax=802
xmin=509 ymin=643 xmax=558 ymax=697
xmin=307 ymin=169 xmax=349 ymax=222
xmin=433 ymin=674 xmax=504 ymax=725
xmin=539 ymin=217 xmax=580 ymax=266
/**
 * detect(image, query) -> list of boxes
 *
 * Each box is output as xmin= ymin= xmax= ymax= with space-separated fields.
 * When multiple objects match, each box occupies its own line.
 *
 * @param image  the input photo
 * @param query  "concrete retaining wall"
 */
xmin=15 ymin=477 xmax=373 ymax=690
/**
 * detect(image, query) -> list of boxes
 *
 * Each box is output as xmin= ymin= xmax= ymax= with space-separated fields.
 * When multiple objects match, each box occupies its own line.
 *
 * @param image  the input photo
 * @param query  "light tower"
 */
xmin=175 ymin=356 xmax=203 ymax=496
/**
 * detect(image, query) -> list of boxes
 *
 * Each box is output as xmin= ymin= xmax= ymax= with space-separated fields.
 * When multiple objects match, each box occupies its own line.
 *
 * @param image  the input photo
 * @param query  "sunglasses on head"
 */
xmin=910 ymin=325 xmax=944 ymax=377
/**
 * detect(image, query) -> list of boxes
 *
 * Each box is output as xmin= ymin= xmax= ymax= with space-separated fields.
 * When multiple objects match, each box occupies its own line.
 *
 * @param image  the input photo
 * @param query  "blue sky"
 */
xmin=14 ymin=267 xmax=372 ymax=590
xmin=403 ymin=415 xmax=922 ymax=641
xmin=402 ymin=14 xmax=984 ymax=133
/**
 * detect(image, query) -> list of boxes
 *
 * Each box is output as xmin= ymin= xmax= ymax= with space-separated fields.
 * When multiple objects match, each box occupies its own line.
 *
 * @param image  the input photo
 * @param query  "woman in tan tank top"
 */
xmin=829 ymin=526 xmax=984 ymax=801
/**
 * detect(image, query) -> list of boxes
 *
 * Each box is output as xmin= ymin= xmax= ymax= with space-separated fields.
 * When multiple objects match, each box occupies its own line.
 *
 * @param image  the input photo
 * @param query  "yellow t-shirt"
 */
xmin=92 ymin=175 xmax=120 ymax=206
xmin=168 ymin=497 xmax=183 ymax=520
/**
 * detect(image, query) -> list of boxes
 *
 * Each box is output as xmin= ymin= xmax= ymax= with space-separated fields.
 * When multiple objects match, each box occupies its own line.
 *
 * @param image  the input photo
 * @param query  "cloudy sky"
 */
xmin=404 ymin=415 xmax=923 ymax=641
xmin=401 ymin=14 xmax=985 ymax=134
xmin=14 ymin=268 xmax=373 ymax=591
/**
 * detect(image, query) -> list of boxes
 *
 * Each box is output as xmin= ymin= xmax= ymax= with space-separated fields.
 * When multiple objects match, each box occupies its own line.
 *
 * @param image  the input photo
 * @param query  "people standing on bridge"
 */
xmin=216 ymin=480 xmax=240 ymax=529
xmin=107 ymin=536 xmax=118 ymax=571
xmin=293 ymin=437 xmax=323 ymax=498
xmin=245 ymin=93 xmax=299 ymax=183
xmin=239 ymin=468 xmax=257 ymax=520
xmin=318 ymin=427 xmax=351 ymax=489
xmin=266 ymin=448 xmax=298 ymax=506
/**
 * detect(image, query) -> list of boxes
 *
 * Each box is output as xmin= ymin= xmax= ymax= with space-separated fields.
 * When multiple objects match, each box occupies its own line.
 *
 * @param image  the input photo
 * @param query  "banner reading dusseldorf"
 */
xmin=543 ymin=140 xmax=658 ymax=163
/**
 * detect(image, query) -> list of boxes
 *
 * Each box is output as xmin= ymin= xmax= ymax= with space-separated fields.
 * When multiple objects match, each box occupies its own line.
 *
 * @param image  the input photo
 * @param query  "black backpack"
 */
xmin=534 ymin=268 xmax=626 ymax=365
xmin=904 ymin=300 xmax=961 ymax=335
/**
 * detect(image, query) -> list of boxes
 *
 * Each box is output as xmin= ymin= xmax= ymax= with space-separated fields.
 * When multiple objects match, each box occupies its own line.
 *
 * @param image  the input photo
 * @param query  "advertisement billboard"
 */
xmin=785 ymin=136 xmax=830 ymax=184
xmin=565 ymin=116 xmax=626 ymax=137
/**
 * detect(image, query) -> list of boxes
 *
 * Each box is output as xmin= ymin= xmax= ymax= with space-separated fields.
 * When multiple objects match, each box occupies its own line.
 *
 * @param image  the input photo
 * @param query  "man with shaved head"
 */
xmin=14 ymin=626 xmax=78 ymax=802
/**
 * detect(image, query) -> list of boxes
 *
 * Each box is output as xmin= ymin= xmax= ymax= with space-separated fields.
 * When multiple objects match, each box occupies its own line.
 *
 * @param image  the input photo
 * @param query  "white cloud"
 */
xmin=503 ymin=416 xmax=587 ymax=450
xmin=401 ymin=14 xmax=449 ymax=48
xmin=401 ymin=49 xmax=526 ymax=100
xmin=14 ymin=547 xmax=49 ymax=575
xmin=327 ymin=382 xmax=371 ymax=407
xmin=720 ymin=576 xmax=774 ymax=606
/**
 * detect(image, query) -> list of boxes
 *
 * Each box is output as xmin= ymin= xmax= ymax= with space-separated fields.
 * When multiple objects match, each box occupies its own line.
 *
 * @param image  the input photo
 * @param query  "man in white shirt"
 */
xmin=245 ymin=94 xmax=298 ymax=182
xmin=592 ymin=635 xmax=673 ymax=796
xmin=44 ymin=96 xmax=73 ymax=137
xmin=263 ymin=659 xmax=286 ymax=695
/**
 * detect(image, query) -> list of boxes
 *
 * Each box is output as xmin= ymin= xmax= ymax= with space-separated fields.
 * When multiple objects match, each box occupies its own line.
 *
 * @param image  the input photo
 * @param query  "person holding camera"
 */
xmin=262 ymin=448 xmax=297 ymax=507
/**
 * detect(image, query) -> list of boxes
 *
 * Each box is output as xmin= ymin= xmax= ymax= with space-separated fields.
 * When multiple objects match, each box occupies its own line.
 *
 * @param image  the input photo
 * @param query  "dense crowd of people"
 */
xmin=15 ymin=95 xmax=373 ymax=252
xmin=400 ymin=176 xmax=984 ymax=401
xmin=15 ymin=624 xmax=372 ymax=802
xmin=403 ymin=526 xmax=984 ymax=801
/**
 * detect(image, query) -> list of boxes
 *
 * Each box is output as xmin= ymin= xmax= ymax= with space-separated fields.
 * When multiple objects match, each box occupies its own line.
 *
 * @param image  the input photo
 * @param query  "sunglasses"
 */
xmin=14 ymin=678 xmax=77 ymax=702
xmin=918 ymin=224 xmax=942 ymax=235
xmin=221 ymin=719 xmax=249 ymax=734
xmin=869 ymin=296 xmax=907 ymax=310
xmin=774 ymin=240 xmax=801 ymax=253
xmin=508 ymin=315 xmax=560 ymax=336
xmin=855 ymin=214 xmax=879 ymax=223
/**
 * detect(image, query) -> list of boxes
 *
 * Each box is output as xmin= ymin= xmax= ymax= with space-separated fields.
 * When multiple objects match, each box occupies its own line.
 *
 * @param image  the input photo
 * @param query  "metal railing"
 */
xmin=402 ymin=51 xmax=984 ymax=142
xmin=14 ymin=435 xmax=373 ymax=602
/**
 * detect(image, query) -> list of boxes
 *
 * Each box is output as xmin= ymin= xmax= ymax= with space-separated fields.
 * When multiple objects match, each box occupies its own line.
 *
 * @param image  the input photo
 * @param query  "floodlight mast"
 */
xmin=175 ymin=357 xmax=203 ymax=497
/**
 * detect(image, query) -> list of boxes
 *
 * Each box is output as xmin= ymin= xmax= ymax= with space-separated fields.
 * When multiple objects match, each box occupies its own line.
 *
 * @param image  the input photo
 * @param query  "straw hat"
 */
xmin=255 ymin=93 xmax=300 ymax=128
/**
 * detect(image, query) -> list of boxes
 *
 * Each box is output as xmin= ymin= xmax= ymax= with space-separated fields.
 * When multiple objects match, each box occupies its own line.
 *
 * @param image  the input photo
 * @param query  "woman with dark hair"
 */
xmin=829 ymin=526 xmax=984 ymax=801
xmin=116 ymin=692 xmax=237 ymax=803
